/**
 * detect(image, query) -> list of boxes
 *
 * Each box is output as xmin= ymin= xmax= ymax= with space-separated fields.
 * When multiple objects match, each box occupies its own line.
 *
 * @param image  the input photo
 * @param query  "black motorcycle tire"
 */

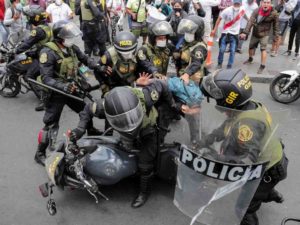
xmin=0 ymin=71 xmax=21 ymax=97
xmin=269 ymin=74 xmax=300 ymax=104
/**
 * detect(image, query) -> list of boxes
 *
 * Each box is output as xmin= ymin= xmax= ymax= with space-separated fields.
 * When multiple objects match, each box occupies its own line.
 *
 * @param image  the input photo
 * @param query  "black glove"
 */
xmin=63 ymin=82 xmax=77 ymax=94
xmin=70 ymin=128 xmax=85 ymax=142
xmin=95 ymin=64 xmax=112 ymax=76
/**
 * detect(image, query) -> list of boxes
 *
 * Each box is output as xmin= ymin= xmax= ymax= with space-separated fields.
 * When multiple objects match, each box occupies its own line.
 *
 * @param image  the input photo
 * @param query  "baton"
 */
xmin=27 ymin=78 xmax=85 ymax=102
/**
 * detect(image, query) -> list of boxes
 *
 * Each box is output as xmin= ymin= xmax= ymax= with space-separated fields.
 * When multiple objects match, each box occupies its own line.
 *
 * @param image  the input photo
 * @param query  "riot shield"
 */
xmin=173 ymin=101 xmax=288 ymax=225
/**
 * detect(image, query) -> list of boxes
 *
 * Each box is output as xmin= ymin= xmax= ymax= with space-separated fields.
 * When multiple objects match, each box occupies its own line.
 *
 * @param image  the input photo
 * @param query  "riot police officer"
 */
xmin=174 ymin=15 xmax=208 ymax=146
xmin=80 ymin=0 xmax=108 ymax=56
xmin=8 ymin=5 xmax=51 ymax=111
xmin=136 ymin=20 xmax=173 ymax=79
xmin=96 ymin=31 xmax=139 ymax=135
xmin=200 ymin=69 xmax=287 ymax=225
xmin=70 ymin=80 xmax=180 ymax=208
xmin=34 ymin=21 xmax=109 ymax=166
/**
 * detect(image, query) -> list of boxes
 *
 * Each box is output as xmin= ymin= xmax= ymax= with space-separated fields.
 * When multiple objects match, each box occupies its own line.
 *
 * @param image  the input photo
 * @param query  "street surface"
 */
xmin=0 ymin=83 xmax=299 ymax=225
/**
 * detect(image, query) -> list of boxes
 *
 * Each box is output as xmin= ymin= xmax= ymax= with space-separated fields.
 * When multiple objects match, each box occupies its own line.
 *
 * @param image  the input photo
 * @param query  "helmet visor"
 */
xmin=57 ymin=22 xmax=82 ymax=39
xmin=152 ymin=21 xmax=173 ymax=36
xmin=177 ymin=19 xmax=198 ymax=34
xmin=105 ymin=102 xmax=144 ymax=132
xmin=202 ymin=73 xmax=224 ymax=100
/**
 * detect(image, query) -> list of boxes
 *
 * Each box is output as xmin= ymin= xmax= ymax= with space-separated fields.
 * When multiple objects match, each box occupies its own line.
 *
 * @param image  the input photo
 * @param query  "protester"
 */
xmin=0 ymin=0 xmax=9 ymax=45
xmin=107 ymin=0 xmax=125 ymax=43
xmin=211 ymin=0 xmax=246 ymax=69
xmin=3 ymin=0 xmax=25 ymax=45
xmin=198 ymin=0 xmax=221 ymax=41
xmin=285 ymin=0 xmax=300 ymax=59
xmin=237 ymin=0 xmax=258 ymax=53
xmin=152 ymin=0 xmax=172 ymax=16
xmin=28 ymin=0 xmax=47 ymax=10
xmin=240 ymin=0 xmax=279 ymax=74
xmin=46 ymin=0 xmax=73 ymax=24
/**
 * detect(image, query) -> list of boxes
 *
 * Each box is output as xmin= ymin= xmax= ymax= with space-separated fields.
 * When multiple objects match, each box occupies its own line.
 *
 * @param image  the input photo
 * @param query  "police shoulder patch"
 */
xmin=195 ymin=50 xmax=203 ymax=59
xmin=238 ymin=125 xmax=253 ymax=142
xmin=138 ymin=50 xmax=146 ymax=60
xmin=150 ymin=90 xmax=159 ymax=101
xmin=39 ymin=53 xmax=48 ymax=64
xmin=30 ymin=30 xmax=37 ymax=37
xmin=101 ymin=55 xmax=107 ymax=64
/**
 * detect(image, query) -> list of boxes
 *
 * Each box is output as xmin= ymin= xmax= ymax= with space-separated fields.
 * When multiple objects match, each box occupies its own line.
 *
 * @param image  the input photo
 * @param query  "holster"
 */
xmin=264 ymin=152 xmax=288 ymax=182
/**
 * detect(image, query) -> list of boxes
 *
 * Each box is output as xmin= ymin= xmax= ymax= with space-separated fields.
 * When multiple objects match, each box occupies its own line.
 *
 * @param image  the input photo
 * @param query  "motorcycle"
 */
xmin=39 ymin=128 xmax=180 ymax=216
xmin=0 ymin=42 xmax=40 ymax=98
xmin=269 ymin=61 xmax=300 ymax=104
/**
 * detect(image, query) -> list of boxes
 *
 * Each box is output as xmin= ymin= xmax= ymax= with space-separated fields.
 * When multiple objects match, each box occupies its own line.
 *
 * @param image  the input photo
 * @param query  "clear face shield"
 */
xmin=57 ymin=22 xmax=82 ymax=39
xmin=104 ymin=101 xmax=144 ymax=133
xmin=116 ymin=49 xmax=136 ymax=61
xmin=202 ymin=73 xmax=224 ymax=101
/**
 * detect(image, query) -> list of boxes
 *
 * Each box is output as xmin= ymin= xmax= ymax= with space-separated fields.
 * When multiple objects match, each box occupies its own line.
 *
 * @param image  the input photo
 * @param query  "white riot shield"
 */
xmin=173 ymin=102 xmax=288 ymax=225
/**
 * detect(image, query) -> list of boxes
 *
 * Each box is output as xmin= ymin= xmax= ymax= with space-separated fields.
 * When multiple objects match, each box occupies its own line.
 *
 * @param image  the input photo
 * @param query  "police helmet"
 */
xmin=52 ymin=20 xmax=82 ymax=41
xmin=177 ymin=15 xmax=205 ymax=41
xmin=148 ymin=20 xmax=173 ymax=45
xmin=22 ymin=5 xmax=47 ymax=26
xmin=104 ymin=87 xmax=144 ymax=134
xmin=201 ymin=69 xmax=253 ymax=108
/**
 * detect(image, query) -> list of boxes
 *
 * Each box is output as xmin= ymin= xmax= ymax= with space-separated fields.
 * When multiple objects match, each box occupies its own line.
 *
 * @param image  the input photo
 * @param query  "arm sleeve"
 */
xmin=3 ymin=8 xmax=14 ymax=26
xmin=243 ymin=9 xmax=257 ymax=35
xmin=87 ymin=0 xmax=105 ymax=20
xmin=15 ymin=27 xmax=46 ymax=54
xmin=73 ymin=45 xmax=99 ymax=69
xmin=136 ymin=47 xmax=158 ymax=75
xmin=142 ymin=79 xmax=181 ymax=112
xmin=184 ymin=45 xmax=207 ymax=76
xmin=39 ymin=48 xmax=65 ymax=90
xmin=78 ymin=100 xmax=106 ymax=130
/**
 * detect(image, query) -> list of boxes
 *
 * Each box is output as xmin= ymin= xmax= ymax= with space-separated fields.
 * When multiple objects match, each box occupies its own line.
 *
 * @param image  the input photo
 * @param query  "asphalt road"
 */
xmin=0 ymin=82 xmax=299 ymax=225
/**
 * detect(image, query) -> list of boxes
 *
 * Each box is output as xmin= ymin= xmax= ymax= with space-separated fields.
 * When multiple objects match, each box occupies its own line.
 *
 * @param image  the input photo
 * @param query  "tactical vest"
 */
xmin=179 ymin=41 xmax=207 ymax=83
xmin=37 ymin=25 xmax=53 ymax=46
xmin=108 ymin=47 xmax=137 ymax=84
xmin=144 ymin=44 xmax=170 ymax=75
xmin=81 ymin=0 xmax=95 ymax=21
xmin=44 ymin=42 xmax=79 ymax=82
xmin=224 ymin=102 xmax=282 ymax=170
xmin=129 ymin=87 xmax=158 ymax=129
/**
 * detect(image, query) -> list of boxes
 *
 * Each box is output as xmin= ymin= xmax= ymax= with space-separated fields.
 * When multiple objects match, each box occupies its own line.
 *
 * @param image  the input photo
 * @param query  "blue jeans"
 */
xmin=0 ymin=22 xmax=9 ymax=45
xmin=218 ymin=33 xmax=238 ymax=67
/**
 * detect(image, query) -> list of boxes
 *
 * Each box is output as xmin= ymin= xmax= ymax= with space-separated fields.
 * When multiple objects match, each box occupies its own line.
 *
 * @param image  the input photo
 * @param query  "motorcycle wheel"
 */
xmin=0 ymin=71 xmax=21 ymax=97
xmin=269 ymin=74 xmax=300 ymax=104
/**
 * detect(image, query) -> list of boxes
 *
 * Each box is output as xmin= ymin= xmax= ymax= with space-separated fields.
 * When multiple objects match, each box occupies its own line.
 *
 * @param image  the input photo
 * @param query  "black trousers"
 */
xmin=288 ymin=19 xmax=300 ymax=53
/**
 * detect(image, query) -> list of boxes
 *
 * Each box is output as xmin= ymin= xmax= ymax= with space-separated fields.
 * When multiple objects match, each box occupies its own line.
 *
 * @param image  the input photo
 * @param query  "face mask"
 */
xmin=174 ymin=8 xmax=181 ymax=12
xmin=121 ymin=52 xmax=133 ymax=60
xmin=184 ymin=33 xmax=195 ymax=43
xmin=156 ymin=39 xmax=167 ymax=48
xmin=16 ymin=3 xmax=23 ymax=11
xmin=63 ymin=37 xmax=76 ymax=47
xmin=55 ymin=0 xmax=62 ymax=6
xmin=233 ymin=6 xmax=240 ymax=11
xmin=155 ymin=0 xmax=162 ymax=6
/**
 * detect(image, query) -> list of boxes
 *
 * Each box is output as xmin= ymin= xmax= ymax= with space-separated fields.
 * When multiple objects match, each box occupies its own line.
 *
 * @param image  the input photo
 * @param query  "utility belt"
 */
xmin=264 ymin=151 xmax=288 ymax=183
xmin=82 ymin=19 xmax=105 ymax=25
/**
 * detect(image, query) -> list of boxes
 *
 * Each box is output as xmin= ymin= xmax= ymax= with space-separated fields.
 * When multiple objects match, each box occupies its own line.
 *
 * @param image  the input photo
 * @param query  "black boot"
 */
xmin=131 ymin=170 xmax=153 ymax=208
xmin=34 ymin=143 xmax=48 ymax=166
xmin=35 ymin=101 xmax=45 ymax=112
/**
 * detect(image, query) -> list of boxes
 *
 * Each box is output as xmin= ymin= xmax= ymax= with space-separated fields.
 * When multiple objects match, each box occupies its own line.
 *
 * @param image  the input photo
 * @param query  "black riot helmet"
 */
xmin=22 ymin=5 xmax=47 ymax=26
xmin=52 ymin=21 xmax=82 ymax=46
xmin=113 ymin=31 xmax=138 ymax=60
xmin=201 ymin=69 xmax=253 ymax=109
xmin=177 ymin=15 xmax=205 ymax=42
xmin=148 ymin=20 xmax=173 ymax=46
xmin=104 ymin=87 xmax=144 ymax=135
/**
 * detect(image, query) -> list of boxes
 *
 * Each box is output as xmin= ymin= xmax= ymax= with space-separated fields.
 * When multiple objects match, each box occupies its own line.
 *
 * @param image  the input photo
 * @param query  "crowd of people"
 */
xmin=0 ymin=0 xmax=292 ymax=224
